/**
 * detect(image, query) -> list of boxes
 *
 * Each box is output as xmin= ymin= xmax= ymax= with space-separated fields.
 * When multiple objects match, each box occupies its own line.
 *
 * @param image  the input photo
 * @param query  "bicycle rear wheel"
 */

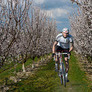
xmin=62 ymin=63 xmax=66 ymax=87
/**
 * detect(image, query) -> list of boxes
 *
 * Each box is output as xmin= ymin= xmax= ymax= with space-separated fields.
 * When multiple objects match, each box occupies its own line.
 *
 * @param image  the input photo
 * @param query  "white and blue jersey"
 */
xmin=56 ymin=33 xmax=73 ymax=49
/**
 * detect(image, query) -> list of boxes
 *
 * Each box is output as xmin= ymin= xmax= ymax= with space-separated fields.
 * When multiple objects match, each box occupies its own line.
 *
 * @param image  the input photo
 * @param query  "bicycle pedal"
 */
xmin=59 ymin=71 xmax=62 ymax=74
xmin=55 ymin=69 xmax=58 ymax=72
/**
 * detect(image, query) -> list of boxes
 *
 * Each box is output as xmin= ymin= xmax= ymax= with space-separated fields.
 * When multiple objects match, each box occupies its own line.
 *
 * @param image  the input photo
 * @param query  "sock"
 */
xmin=66 ymin=73 xmax=68 ymax=78
xmin=55 ymin=62 xmax=58 ymax=69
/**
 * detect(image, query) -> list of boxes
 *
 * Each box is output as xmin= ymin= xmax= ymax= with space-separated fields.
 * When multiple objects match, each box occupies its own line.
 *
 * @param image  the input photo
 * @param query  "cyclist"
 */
xmin=52 ymin=28 xmax=74 ymax=81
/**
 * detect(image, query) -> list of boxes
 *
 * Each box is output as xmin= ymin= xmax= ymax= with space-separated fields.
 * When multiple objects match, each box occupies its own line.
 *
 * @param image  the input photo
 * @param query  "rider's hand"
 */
xmin=68 ymin=52 xmax=71 ymax=56
xmin=52 ymin=53 xmax=55 ymax=57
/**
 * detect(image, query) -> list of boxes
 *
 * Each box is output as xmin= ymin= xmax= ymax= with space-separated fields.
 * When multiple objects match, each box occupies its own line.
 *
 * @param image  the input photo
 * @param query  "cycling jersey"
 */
xmin=56 ymin=33 xmax=73 ymax=49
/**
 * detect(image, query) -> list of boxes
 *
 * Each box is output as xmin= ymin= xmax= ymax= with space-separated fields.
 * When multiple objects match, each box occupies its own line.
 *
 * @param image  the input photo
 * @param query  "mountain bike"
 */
xmin=54 ymin=52 xmax=70 ymax=87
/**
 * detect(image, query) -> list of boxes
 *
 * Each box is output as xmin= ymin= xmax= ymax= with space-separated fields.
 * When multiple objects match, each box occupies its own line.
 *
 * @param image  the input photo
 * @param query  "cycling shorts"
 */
xmin=55 ymin=45 xmax=69 ymax=57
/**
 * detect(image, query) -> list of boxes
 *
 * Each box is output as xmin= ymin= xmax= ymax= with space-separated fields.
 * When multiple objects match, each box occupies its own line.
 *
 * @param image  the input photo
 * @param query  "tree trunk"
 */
xmin=89 ymin=0 xmax=92 ymax=4
xmin=22 ymin=63 xmax=26 ymax=72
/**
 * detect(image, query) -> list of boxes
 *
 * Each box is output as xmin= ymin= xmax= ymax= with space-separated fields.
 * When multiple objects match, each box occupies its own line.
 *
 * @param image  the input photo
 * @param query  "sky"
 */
xmin=33 ymin=0 xmax=78 ymax=32
xmin=0 ymin=0 xmax=78 ymax=32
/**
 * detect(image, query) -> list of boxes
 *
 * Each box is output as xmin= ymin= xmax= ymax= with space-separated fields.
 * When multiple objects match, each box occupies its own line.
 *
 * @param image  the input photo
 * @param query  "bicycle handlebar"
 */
xmin=53 ymin=52 xmax=70 ymax=60
xmin=55 ymin=52 xmax=70 ymax=55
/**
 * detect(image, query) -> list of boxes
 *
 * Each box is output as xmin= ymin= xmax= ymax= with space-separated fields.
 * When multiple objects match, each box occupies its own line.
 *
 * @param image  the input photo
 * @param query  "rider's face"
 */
xmin=62 ymin=32 xmax=68 ymax=38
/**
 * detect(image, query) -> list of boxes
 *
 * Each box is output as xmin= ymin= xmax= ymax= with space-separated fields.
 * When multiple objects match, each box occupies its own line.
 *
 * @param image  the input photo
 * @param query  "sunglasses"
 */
xmin=63 ymin=32 xmax=69 ymax=34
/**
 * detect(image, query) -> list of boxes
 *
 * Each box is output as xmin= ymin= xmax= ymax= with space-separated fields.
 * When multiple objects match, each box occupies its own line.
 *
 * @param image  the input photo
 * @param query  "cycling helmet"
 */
xmin=62 ymin=28 xmax=69 ymax=33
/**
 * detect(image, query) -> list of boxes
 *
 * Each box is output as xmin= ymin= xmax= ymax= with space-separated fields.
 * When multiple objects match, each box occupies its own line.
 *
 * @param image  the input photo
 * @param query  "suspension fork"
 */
xmin=59 ymin=54 xmax=63 ymax=64
xmin=59 ymin=53 xmax=63 ymax=72
xmin=54 ymin=53 xmax=59 ymax=70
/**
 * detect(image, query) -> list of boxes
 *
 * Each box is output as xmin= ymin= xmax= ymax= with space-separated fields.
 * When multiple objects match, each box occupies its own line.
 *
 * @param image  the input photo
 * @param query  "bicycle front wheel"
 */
xmin=63 ymin=74 xmax=66 ymax=87
xmin=60 ymin=74 xmax=63 ymax=85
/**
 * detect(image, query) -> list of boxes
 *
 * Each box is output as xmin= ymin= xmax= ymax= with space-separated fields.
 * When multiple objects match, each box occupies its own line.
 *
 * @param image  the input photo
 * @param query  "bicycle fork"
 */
xmin=59 ymin=56 xmax=62 ymax=73
xmin=54 ymin=55 xmax=58 ymax=71
xmin=59 ymin=57 xmax=66 ymax=76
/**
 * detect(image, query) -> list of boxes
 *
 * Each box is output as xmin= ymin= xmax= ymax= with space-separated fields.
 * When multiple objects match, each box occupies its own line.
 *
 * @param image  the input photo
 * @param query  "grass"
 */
xmin=68 ymin=52 xmax=91 ymax=92
xmin=0 ymin=54 xmax=51 ymax=86
xmin=0 ymin=55 xmax=45 ymax=86
xmin=8 ymin=59 xmax=59 ymax=92
xmin=7 ymin=52 xmax=92 ymax=92
xmin=0 ymin=61 xmax=17 ymax=73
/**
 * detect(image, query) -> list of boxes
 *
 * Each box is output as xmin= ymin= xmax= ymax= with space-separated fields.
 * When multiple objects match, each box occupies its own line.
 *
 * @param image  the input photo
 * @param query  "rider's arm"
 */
xmin=69 ymin=42 xmax=74 ymax=52
xmin=52 ymin=41 xmax=58 ymax=53
xmin=69 ymin=36 xmax=74 ymax=52
xmin=52 ymin=33 xmax=61 ymax=53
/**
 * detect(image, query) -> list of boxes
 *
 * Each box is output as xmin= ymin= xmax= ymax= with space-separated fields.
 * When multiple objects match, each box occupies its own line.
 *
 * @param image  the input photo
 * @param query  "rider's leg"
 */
xmin=64 ymin=57 xmax=69 ymax=73
xmin=55 ymin=54 xmax=58 ymax=62
xmin=55 ymin=55 xmax=59 ymax=71
xmin=64 ymin=57 xmax=69 ymax=81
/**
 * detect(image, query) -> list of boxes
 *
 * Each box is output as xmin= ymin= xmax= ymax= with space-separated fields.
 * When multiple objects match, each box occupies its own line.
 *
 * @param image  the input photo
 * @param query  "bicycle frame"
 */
xmin=54 ymin=52 xmax=70 ymax=87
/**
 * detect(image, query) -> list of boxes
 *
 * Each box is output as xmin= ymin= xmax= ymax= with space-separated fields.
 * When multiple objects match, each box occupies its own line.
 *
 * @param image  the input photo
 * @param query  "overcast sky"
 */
xmin=33 ymin=0 xmax=78 ymax=31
